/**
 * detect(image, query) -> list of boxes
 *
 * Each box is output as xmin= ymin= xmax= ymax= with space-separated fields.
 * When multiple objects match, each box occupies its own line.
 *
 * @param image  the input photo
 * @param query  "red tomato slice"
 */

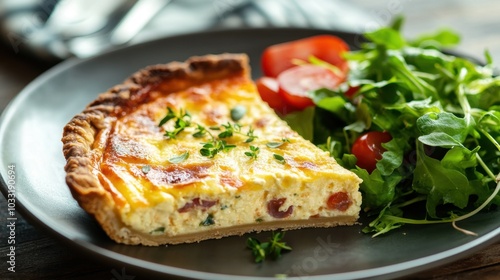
xmin=256 ymin=77 xmax=298 ymax=115
xmin=351 ymin=131 xmax=392 ymax=173
xmin=277 ymin=65 xmax=343 ymax=109
xmin=261 ymin=35 xmax=349 ymax=78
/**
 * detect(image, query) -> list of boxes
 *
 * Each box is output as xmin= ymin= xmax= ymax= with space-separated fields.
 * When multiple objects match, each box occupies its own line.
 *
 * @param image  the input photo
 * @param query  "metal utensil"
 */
xmin=110 ymin=0 xmax=170 ymax=45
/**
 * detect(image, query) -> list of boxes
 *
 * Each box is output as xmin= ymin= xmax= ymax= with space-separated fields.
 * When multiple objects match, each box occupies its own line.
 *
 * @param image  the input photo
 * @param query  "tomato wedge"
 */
xmin=256 ymin=77 xmax=298 ymax=115
xmin=277 ymin=65 xmax=343 ymax=109
xmin=351 ymin=131 xmax=392 ymax=173
xmin=261 ymin=35 xmax=349 ymax=78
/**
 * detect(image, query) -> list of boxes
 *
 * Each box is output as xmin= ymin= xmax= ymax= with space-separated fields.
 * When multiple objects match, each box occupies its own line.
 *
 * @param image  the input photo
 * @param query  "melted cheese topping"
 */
xmin=97 ymin=76 xmax=362 ymax=236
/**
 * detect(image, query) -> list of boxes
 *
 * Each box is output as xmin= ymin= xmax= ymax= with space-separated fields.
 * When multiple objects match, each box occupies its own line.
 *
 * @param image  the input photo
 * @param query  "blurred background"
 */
xmin=3 ymin=0 xmax=500 ymax=115
xmin=1 ymin=0 xmax=499 ymax=64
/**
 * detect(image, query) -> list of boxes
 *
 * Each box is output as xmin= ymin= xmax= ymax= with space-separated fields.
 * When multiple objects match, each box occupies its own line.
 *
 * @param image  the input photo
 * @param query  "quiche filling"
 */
xmin=99 ymin=76 xmax=361 ymax=237
xmin=62 ymin=54 xmax=362 ymax=245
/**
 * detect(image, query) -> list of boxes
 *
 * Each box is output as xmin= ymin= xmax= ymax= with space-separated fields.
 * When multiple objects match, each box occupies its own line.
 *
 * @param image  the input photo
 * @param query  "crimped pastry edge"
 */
xmin=61 ymin=54 xmax=252 ymax=245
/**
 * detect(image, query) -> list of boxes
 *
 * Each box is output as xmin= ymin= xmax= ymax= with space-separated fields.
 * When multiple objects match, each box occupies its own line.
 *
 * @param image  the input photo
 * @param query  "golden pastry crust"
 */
xmin=61 ymin=53 xmax=362 ymax=246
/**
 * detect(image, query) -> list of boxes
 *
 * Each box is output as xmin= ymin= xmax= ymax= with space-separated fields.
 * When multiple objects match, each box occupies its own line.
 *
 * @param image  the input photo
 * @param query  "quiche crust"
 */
xmin=62 ymin=53 xmax=362 ymax=246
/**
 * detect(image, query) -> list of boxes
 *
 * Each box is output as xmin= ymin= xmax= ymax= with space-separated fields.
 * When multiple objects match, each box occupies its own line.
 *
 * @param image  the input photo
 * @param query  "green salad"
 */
xmin=285 ymin=18 xmax=500 ymax=236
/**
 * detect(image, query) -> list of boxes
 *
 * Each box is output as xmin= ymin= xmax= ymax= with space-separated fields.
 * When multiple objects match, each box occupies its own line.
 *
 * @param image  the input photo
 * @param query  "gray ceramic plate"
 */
xmin=0 ymin=28 xmax=499 ymax=280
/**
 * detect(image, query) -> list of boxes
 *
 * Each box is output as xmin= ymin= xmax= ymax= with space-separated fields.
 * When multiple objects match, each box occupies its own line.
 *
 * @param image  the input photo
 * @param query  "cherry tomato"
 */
xmin=352 ymin=131 xmax=392 ymax=173
xmin=256 ymin=77 xmax=298 ymax=115
xmin=261 ymin=35 xmax=349 ymax=78
xmin=277 ymin=65 xmax=343 ymax=109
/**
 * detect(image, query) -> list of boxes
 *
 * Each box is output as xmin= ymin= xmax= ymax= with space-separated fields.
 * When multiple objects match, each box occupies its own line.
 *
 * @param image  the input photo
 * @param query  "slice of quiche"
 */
xmin=62 ymin=53 xmax=362 ymax=246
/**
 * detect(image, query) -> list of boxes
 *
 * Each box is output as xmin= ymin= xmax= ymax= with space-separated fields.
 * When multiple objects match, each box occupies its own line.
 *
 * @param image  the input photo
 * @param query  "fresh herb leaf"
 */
xmin=168 ymin=152 xmax=189 ymax=164
xmin=200 ymin=214 xmax=215 ymax=226
xmin=158 ymin=107 xmax=177 ymax=127
xmin=247 ymin=232 xmax=292 ymax=263
xmin=245 ymin=127 xmax=258 ymax=143
xmin=266 ymin=138 xmax=290 ymax=149
xmin=409 ymin=28 xmax=460 ymax=48
xmin=283 ymin=107 xmax=315 ymax=141
xmin=412 ymin=141 xmax=475 ymax=218
xmin=159 ymin=107 xmax=192 ymax=139
xmin=352 ymin=168 xmax=399 ymax=211
xmin=273 ymin=154 xmax=286 ymax=164
xmin=266 ymin=142 xmax=283 ymax=149
xmin=200 ymin=139 xmax=236 ymax=158
xmin=245 ymin=145 xmax=260 ymax=160
xmin=149 ymin=227 xmax=165 ymax=234
xmin=193 ymin=124 xmax=207 ymax=138
xmin=247 ymin=237 xmax=267 ymax=263
xmin=364 ymin=27 xmax=406 ymax=49
xmin=417 ymin=112 xmax=469 ymax=148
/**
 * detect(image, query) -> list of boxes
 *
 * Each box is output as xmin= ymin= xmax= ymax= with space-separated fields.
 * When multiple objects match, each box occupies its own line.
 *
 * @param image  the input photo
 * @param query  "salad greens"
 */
xmin=287 ymin=17 xmax=500 ymax=236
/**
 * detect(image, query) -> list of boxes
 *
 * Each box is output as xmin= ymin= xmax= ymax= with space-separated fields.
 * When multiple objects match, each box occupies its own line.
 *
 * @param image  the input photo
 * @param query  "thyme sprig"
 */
xmin=247 ymin=232 xmax=292 ymax=263
xmin=159 ymin=107 xmax=258 ymax=158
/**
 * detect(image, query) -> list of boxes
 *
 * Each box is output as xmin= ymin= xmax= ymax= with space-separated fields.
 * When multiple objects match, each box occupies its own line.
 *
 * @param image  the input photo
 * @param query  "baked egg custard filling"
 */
xmin=101 ymin=76 xmax=361 ymax=237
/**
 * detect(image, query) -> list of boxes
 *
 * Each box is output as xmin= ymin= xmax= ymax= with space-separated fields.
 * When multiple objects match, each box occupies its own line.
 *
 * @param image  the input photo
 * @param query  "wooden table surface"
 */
xmin=1 ymin=1 xmax=500 ymax=279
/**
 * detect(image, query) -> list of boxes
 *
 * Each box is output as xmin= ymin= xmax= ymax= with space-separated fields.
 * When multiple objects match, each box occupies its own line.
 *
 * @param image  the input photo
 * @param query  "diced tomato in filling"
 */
xmin=326 ymin=192 xmax=352 ymax=211
xmin=267 ymin=198 xmax=294 ymax=218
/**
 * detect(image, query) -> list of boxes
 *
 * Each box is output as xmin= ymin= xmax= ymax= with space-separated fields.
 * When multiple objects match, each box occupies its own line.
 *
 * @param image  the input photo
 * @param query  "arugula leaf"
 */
xmin=283 ymin=107 xmax=315 ymax=141
xmin=376 ymin=137 xmax=407 ymax=176
xmin=409 ymin=28 xmax=461 ymax=48
xmin=441 ymin=146 xmax=479 ymax=172
xmin=412 ymin=141 xmax=475 ymax=218
xmin=364 ymin=27 xmax=406 ymax=49
xmin=351 ymin=168 xmax=400 ymax=211
xmin=417 ymin=112 xmax=469 ymax=147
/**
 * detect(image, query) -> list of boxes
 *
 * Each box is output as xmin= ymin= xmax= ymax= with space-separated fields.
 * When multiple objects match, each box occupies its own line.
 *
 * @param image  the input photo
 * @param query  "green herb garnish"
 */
xmin=159 ymin=108 xmax=191 ymax=139
xmin=273 ymin=154 xmax=286 ymax=164
xmin=168 ymin=152 xmax=189 ymax=164
xmin=192 ymin=124 xmax=207 ymax=138
xmin=244 ymin=127 xmax=258 ymax=143
xmin=266 ymin=138 xmax=290 ymax=149
xmin=245 ymin=145 xmax=260 ymax=160
xmin=247 ymin=232 xmax=292 ymax=263
xmin=159 ymin=107 xmax=258 ymax=159
xmin=200 ymin=139 xmax=236 ymax=158
xmin=217 ymin=122 xmax=257 ymax=143
xmin=149 ymin=227 xmax=165 ymax=234
xmin=200 ymin=214 xmax=215 ymax=226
